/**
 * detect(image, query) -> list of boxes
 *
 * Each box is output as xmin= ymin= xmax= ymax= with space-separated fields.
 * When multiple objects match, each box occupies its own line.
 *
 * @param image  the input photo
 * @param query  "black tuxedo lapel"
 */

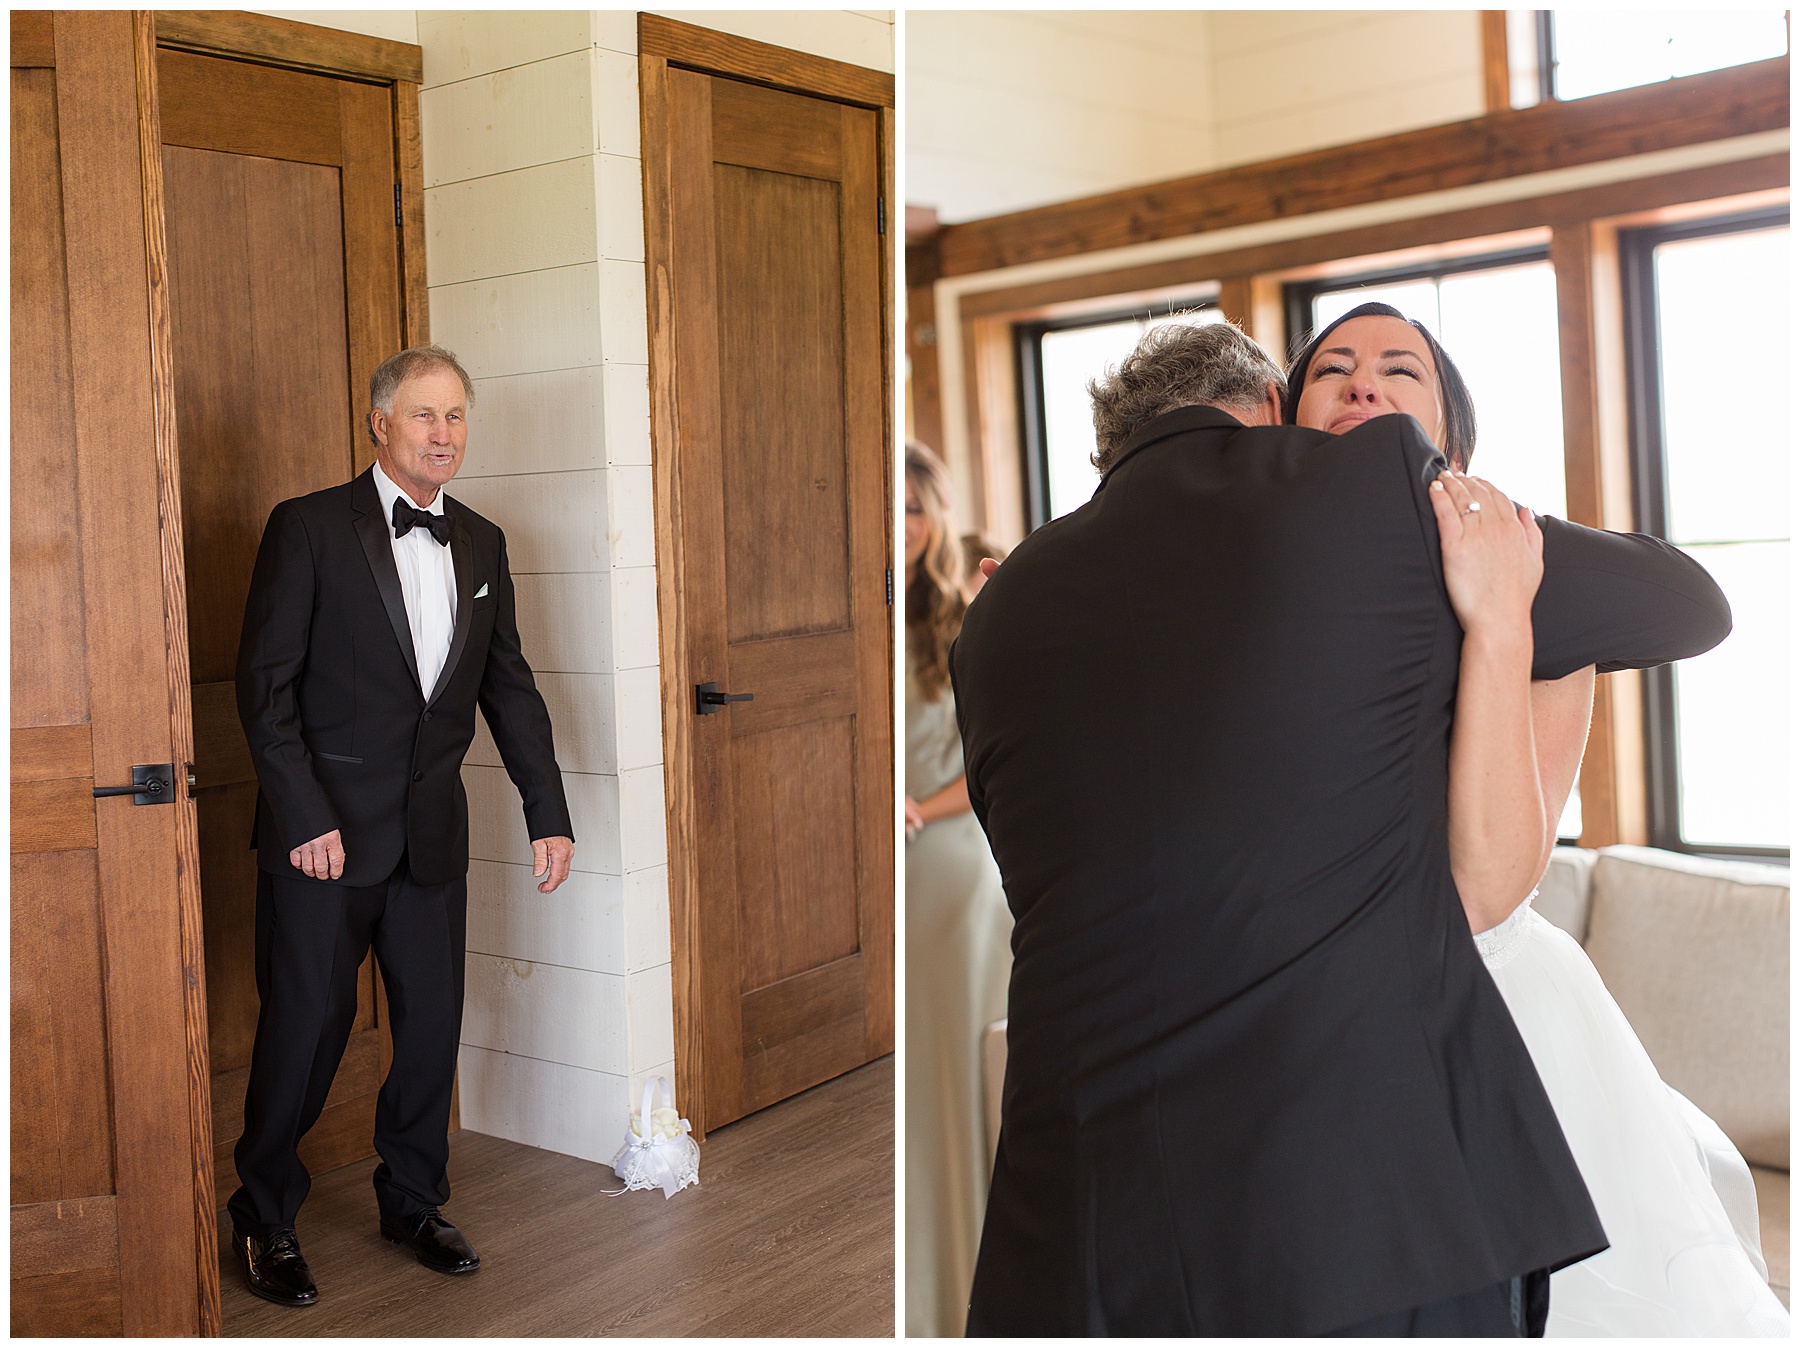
xmin=429 ymin=513 xmax=475 ymax=708
xmin=351 ymin=469 xmax=425 ymax=698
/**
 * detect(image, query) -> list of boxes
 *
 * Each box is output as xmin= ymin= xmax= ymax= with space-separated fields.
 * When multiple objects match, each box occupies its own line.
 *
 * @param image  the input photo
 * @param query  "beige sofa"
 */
xmin=1536 ymin=844 xmax=1789 ymax=1306
xmin=982 ymin=844 xmax=1791 ymax=1305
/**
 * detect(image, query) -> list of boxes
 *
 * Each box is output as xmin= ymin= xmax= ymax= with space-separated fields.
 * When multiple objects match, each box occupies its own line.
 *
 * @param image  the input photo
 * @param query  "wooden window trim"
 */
xmin=638 ymin=13 xmax=893 ymax=109
xmin=939 ymin=172 xmax=1787 ymax=842
xmin=944 ymin=160 xmax=1785 ymax=492
xmin=1480 ymin=11 xmax=1511 ymax=113
xmin=927 ymin=56 xmax=1787 ymax=278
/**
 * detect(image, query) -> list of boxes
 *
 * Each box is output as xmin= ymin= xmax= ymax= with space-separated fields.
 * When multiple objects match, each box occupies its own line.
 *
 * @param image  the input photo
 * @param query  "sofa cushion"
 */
xmin=1534 ymin=845 xmax=1597 ymax=942
xmin=1583 ymin=845 xmax=1789 ymax=1169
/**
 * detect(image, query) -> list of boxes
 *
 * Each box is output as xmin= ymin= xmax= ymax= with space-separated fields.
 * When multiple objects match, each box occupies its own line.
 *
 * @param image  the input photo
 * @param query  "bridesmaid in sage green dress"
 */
xmin=904 ymin=442 xmax=1014 ymax=1338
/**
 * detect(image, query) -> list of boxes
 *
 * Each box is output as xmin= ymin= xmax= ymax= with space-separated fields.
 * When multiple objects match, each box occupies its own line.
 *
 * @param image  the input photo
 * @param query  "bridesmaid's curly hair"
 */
xmin=905 ymin=441 xmax=966 ymax=698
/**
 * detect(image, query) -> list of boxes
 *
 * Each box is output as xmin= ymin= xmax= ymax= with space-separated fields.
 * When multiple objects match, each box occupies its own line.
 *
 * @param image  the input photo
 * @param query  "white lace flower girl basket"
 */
xmin=609 ymin=1075 xmax=699 ymax=1199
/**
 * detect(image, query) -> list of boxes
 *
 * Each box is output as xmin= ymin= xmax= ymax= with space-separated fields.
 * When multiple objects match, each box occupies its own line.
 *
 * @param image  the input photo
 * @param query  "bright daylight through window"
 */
xmin=1547 ymin=9 xmax=1788 ymax=100
xmin=1645 ymin=222 xmax=1789 ymax=851
xmin=1036 ymin=307 xmax=1223 ymax=521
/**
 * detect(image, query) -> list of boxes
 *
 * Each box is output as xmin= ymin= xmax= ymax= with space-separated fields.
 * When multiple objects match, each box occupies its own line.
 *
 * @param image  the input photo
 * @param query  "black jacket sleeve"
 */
xmin=476 ymin=529 xmax=575 ymax=843
xmin=1530 ymin=517 xmax=1733 ymax=680
xmin=236 ymin=500 xmax=342 ymax=849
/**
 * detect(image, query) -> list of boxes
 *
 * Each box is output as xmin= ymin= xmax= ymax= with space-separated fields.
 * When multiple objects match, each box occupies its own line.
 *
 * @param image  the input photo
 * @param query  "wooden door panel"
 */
xmin=726 ymin=632 xmax=858 ymax=735
xmin=160 ymin=58 xmax=394 ymax=1191
xmin=164 ymin=148 xmax=351 ymax=680
xmin=733 ymin=715 xmax=862 ymax=989
xmin=157 ymin=47 xmax=342 ymax=165
xmin=337 ymin=78 xmax=404 ymax=467
xmin=9 ymin=10 xmax=211 ymax=1334
xmin=740 ymin=954 xmax=867 ymax=1111
xmin=710 ymin=78 xmax=842 ymax=180
xmin=717 ymin=164 xmax=851 ymax=641
xmin=12 ymin=850 xmax=117 ymax=1203
xmin=12 ymin=1196 xmax=124 ymax=1335
xmin=656 ymin=63 xmax=891 ymax=1133
xmin=11 ymin=65 xmax=88 ymax=729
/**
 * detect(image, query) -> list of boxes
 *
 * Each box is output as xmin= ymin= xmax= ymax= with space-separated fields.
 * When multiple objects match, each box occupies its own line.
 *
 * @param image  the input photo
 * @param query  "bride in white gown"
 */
xmin=1478 ymin=895 xmax=1787 ymax=1335
xmin=1289 ymin=305 xmax=1788 ymax=1336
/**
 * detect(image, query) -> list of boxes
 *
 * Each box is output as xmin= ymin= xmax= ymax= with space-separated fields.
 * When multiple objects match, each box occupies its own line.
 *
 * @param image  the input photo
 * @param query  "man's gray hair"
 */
xmin=1088 ymin=319 xmax=1287 ymax=472
xmin=368 ymin=344 xmax=476 ymax=443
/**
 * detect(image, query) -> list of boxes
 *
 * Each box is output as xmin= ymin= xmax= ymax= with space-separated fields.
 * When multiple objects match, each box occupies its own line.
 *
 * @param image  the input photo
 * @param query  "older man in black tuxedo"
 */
xmin=955 ymin=322 xmax=1729 ymax=1336
xmin=229 ymin=344 xmax=574 ymax=1307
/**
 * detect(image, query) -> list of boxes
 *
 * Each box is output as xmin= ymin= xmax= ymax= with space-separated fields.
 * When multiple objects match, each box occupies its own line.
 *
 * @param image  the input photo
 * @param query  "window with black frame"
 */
xmin=1534 ymin=9 xmax=1787 ymax=102
xmin=1287 ymin=249 xmax=1583 ymax=839
xmin=1621 ymin=208 xmax=1790 ymax=858
xmin=1016 ymin=297 xmax=1220 ymax=528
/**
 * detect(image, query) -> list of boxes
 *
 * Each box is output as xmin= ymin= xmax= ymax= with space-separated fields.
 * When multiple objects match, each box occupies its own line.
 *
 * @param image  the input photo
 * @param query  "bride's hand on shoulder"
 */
xmin=1429 ymin=471 xmax=1543 ymax=640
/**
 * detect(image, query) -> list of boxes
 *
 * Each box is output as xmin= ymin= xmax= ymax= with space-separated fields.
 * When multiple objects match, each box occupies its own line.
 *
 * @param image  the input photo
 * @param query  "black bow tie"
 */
xmin=392 ymin=497 xmax=452 ymax=545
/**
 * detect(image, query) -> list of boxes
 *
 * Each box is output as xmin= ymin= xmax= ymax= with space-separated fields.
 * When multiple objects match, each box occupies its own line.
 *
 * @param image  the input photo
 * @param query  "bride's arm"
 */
xmin=1433 ymin=472 xmax=1550 ymax=934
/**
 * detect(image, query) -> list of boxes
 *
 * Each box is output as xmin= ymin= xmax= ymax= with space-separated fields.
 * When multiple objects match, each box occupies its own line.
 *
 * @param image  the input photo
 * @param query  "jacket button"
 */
xmin=412 ymin=771 xmax=424 ymax=782
xmin=423 ymin=711 xmax=433 ymax=722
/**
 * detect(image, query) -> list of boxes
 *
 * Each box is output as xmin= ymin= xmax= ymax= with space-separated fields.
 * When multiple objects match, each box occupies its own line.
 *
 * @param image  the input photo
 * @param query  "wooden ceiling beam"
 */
xmin=934 ymin=56 xmax=1788 ymax=278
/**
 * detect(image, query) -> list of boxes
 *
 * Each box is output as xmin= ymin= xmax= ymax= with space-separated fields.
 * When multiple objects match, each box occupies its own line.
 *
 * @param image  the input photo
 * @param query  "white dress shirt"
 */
xmin=371 ymin=459 xmax=458 ymax=698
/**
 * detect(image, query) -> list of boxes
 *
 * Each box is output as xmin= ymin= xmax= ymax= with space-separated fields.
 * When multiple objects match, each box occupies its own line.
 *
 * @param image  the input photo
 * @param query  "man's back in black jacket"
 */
xmin=953 ymin=406 xmax=1729 ymax=1335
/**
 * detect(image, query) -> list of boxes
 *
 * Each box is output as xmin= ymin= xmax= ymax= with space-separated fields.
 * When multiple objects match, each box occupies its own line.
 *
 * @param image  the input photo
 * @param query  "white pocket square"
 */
xmin=474 ymin=583 xmax=489 ymax=599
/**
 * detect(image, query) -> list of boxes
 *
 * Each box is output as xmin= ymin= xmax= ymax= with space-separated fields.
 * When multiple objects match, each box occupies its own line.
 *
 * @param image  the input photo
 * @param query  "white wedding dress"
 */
xmin=1476 ymin=898 xmax=1789 ymax=1336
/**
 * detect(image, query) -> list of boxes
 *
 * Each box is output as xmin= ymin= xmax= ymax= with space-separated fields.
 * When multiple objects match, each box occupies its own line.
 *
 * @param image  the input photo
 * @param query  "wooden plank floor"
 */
xmin=219 ymin=1056 xmax=893 ymax=1336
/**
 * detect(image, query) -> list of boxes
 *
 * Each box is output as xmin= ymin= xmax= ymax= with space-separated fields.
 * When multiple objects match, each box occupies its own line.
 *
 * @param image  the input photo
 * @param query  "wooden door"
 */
xmin=648 ymin=66 xmax=893 ymax=1133
xmin=154 ymin=45 xmax=407 ymax=1207
xmin=11 ymin=11 xmax=216 ymax=1335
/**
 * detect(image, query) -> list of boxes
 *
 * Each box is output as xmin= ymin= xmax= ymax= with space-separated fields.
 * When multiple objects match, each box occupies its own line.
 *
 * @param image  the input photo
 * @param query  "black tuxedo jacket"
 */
xmin=237 ymin=467 xmax=573 ymax=888
xmin=953 ymin=407 xmax=1729 ymax=1336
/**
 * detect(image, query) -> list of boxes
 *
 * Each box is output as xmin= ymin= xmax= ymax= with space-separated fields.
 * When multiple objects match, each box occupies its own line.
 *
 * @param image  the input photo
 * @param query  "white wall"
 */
xmin=908 ymin=10 xmax=1484 ymax=224
xmin=271 ymin=9 xmax=890 ymax=1163
xmin=411 ymin=9 xmax=670 ymax=1166
xmin=907 ymin=10 xmax=1215 ymax=224
xmin=1206 ymin=11 xmax=1483 ymax=168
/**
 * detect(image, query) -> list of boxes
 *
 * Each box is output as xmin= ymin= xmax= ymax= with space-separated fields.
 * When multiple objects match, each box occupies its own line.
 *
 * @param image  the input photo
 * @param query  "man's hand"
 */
xmin=289 ymin=829 xmax=345 ymax=880
xmin=532 ymin=835 xmax=574 ymax=893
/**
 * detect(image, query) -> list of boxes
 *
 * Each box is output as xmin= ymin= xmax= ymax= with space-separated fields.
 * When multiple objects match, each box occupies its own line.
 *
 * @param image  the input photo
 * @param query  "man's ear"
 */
xmin=1262 ymin=379 xmax=1284 ymax=426
xmin=368 ymin=408 xmax=387 ymax=448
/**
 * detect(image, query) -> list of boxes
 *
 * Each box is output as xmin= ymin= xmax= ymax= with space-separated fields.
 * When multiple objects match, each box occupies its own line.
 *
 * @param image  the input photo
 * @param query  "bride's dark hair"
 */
xmin=1282 ymin=301 xmax=1478 ymax=471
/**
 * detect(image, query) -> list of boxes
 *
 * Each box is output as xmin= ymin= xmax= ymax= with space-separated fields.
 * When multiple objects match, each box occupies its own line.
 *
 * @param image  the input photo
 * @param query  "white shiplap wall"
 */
xmin=409 ymin=9 xmax=669 ymax=1166
xmin=908 ymin=9 xmax=1484 ymax=224
xmin=279 ymin=9 xmax=886 ymax=1165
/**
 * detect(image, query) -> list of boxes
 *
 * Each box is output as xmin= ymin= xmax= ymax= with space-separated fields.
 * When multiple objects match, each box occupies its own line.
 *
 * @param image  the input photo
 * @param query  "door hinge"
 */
xmin=394 ymin=183 xmax=402 ymax=228
xmin=885 ymin=567 xmax=893 ymax=605
xmin=877 ymin=194 xmax=886 ymax=236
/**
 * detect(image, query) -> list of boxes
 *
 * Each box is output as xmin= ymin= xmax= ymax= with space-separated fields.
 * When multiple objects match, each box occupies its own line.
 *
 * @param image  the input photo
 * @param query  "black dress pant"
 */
xmin=227 ymin=856 xmax=467 ymax=1237
xmin=1326 ymin=1269 xmax=1550 ymax=1337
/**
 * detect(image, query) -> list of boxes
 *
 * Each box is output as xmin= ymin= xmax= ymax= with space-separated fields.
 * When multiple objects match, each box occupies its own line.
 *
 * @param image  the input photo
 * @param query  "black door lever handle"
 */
xmin=93 ymin=763 xmax=176 ymax=805
xmin=695 ymin=682 xmax=754 ymax=715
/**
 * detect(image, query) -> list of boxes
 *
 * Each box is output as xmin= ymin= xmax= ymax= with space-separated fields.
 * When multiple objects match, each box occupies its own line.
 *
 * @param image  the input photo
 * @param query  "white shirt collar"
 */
xmin=371 ymin=458 xmax=446 ymax=518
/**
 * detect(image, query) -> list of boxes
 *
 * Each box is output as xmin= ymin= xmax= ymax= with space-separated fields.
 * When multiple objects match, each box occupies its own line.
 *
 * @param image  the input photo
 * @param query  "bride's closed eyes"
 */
xmin=1309 ymin=352 xmax=1428 ymax=382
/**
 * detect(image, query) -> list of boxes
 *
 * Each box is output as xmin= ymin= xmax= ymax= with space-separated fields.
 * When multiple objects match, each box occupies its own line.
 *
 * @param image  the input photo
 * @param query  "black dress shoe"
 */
xmin=380 ymin=1207 xmax=481 ymax=1274
xmin=234 ymin=1227 xmax=318 ymax=1307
